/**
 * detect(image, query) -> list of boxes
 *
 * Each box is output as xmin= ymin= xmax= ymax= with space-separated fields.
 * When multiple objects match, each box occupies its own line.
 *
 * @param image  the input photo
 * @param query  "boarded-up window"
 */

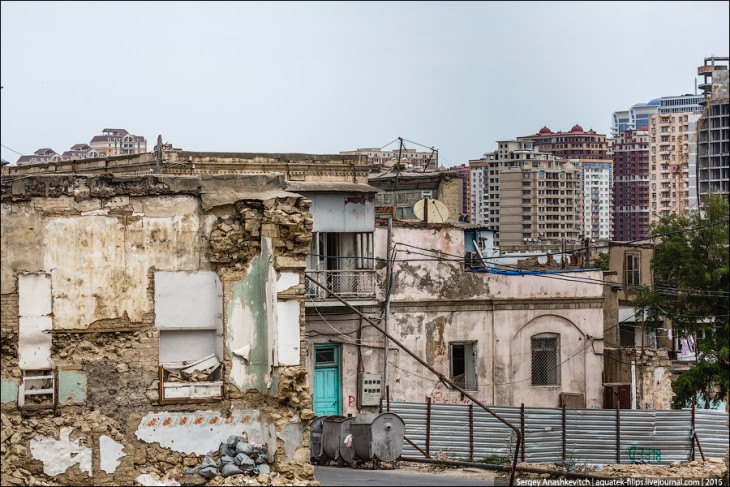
xmin=532 ymin=333 xmax=560 ymax=386
xmin=154 ymin=271 xmax=223 ymax=402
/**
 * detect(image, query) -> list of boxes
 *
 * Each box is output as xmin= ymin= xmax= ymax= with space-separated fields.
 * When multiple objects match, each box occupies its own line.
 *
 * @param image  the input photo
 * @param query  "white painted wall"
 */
xmin=18 ymin=273 xmax=52 ymax=370
xmin=135 ymin=410 xmax=276 ymax=456
xmin=30 ymin=427 xmax=92 ymax=477
xmin=99 ymin=435 xmax=126 ymax=474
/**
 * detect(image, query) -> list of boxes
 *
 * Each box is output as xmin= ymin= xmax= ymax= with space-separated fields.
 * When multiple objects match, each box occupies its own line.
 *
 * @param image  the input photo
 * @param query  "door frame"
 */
xmin=313 ymin=343 xmax=341 ymax=416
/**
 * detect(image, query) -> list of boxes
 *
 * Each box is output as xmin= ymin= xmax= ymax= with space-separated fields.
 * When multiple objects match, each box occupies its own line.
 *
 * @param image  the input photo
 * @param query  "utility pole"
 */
xmin=584 ymin=237 xmax=591 ymax=269
xmin=383 ymin=217 xmax=393 ymax=409
xmin=154 ymin=135 xmax=163 ymax=174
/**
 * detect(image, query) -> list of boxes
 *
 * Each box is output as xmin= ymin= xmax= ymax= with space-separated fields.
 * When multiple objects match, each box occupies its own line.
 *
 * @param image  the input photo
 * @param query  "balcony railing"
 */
xmin=305 ymin=270 xmax=377 ymax=301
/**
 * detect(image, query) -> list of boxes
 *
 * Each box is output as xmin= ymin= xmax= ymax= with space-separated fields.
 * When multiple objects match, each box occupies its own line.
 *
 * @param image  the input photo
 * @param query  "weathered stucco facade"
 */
xmin=1 ymin=174 xmax=317 ymax=485
xmin=305 ymin=221 xmax=606 ymax=413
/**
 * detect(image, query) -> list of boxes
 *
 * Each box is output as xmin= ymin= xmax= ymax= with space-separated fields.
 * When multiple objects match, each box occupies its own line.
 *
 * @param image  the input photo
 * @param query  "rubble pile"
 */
xmin=185 ymin=435 xmax=270 ymax=479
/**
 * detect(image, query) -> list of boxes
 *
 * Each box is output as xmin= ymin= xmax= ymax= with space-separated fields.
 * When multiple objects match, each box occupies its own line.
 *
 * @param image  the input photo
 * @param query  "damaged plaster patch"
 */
xmin=276 ymin=271 xmax=299 ymax=294
xmin=29 ymin=427 xmax=92 ymax=477
xmin=1 ymin=379 xmax=18 ymax=403
xmin=277 ymin=421 xmax=304 ymax=462
xmin=58 ymin=371 xmax=87 ymax=405
xmin=135 ymin=410 xmax=276 ymax=456
xmin=99 ymin=435 xmax=126 ymax=474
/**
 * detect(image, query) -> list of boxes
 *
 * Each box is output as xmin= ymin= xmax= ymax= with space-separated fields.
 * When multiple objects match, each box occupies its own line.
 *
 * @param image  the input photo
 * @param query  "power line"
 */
xmin=1 ymin=144 xmax=24 ymax=156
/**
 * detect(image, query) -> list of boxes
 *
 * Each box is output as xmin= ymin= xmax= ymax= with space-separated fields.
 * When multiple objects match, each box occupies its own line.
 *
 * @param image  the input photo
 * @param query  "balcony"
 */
xmin=305 ymin=270 xmax=377 ymax=302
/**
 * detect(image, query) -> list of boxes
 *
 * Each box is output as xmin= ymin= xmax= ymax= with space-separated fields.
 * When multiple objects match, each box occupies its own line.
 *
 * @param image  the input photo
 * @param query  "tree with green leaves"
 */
xmin=635 ymin=194 xmax=729 ymax=409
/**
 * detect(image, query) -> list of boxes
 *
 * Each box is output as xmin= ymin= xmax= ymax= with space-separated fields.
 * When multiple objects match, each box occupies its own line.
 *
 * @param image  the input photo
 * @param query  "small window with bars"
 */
xmin=315 ymin=347 xmax=337 ymax=366
xmin=532 ymin=333 xmax=560 ymax=386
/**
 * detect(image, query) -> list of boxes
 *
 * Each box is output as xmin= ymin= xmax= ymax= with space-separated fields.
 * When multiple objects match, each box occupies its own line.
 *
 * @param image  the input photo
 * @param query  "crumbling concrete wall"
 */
xmin=1 ymin=174 xmax=316 ymax=485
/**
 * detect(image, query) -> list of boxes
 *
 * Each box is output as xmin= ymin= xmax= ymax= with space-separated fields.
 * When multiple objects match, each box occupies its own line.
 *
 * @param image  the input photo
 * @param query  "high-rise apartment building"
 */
xmin=519 ymin=125 xmax=612 ymax=239
xmin=695 ymin=56 xmax=729 ymax=208
xmin=89 ymin=128 xmax=147 ymax=156
xmin=446 ymin=163 xmax=471 ymax=219
xmin=578 ymin=160 xmax=613 ymax=240
xmin=612 ymin=129 xmax=650 ymax=241
xmin=648 ymin=111 xmax=702 ymax=222
xmin=611 ymin=95 xmax=704 ymax=139
xmin=339 ymin=147 xmax=437 ymax=171
xmin=469 ymin=140 xmax=579 ymax=248
xmin=518 ymin=124 xmax=609 ymax=159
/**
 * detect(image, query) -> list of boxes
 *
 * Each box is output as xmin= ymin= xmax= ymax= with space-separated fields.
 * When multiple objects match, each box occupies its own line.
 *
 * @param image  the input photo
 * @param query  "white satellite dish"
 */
xmin=413 ymin=198 xmax=449 ymax=223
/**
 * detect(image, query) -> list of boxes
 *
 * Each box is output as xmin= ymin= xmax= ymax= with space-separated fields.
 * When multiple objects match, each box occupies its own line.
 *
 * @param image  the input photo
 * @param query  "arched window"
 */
xmin=532 ymin=333 xmax=560 ymax=385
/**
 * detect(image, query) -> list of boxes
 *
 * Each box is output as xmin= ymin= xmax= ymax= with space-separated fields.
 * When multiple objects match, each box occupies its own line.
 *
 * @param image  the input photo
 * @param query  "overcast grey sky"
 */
xmin=2 ymin=1 xmax=728 ymax=167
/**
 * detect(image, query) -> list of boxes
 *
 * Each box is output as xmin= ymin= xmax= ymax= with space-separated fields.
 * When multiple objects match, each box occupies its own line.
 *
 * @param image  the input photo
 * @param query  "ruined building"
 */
xmin=1 ymin=171 xmax=318 ymax=485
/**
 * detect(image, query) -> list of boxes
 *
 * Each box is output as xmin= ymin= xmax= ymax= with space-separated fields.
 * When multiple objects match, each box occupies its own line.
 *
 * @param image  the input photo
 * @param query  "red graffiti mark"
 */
xmin=225 ymin=417 xmax=234 ymax=424
xmin=348 ymin=395 xmax=355 ymax=407
xmin=241 ymin=416 xmax=250 ymax=425
xmin=210 ymin=417 xmax=219 ymax=425
xmin=180 ymin=417 xmax=188 ymax=426
xmin=148 ymin=418 xmax=158 ymax=427
xmin=194 ymin=416 xmax=204 ymax=425
xmin=162 ymin=418 xmax=172 ymax=427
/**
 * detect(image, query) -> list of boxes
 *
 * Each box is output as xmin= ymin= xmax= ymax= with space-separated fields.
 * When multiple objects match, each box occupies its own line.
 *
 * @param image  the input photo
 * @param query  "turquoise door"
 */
xmin=313 ymin=345 xmax=340 ymax=416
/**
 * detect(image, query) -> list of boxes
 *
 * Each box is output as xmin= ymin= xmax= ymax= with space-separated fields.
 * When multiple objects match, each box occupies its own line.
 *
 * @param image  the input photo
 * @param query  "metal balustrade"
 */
xmin=305 ymin=270 xmax=377 ymax=300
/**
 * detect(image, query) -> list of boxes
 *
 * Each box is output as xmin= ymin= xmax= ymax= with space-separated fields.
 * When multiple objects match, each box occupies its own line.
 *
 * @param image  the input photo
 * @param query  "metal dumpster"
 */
xmin=338 ymin=416 xmax=356 ymax=465
xmin=351 ymin=412 xmax=405 ymax=462
xmin=310 ymin=416 xmax=325 ymax=464
xmin=321 ymin=415 xmax=346 ymax=462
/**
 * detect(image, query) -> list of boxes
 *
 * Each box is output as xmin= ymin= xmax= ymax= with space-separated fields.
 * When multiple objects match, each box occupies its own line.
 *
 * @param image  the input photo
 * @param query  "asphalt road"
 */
xmin=314 ymin=465 xmax=508 ymax=486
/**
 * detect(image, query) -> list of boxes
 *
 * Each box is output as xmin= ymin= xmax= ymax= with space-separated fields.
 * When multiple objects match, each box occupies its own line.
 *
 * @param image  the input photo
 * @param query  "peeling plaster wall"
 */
xmin=1 ymin=174 xmax=315 ymax=485
xmin=135 ymin=410 xmax=276 ymax=456
xmin=306 ymin=224 xmax=605 ymax=410
xmin=30 ymin=427 xmax=92 ymax=477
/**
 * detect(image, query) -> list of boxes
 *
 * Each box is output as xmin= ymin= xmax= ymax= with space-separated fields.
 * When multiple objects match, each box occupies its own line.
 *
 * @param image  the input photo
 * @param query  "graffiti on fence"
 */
xmin=627 ymin=445 xmax=662 ymax=463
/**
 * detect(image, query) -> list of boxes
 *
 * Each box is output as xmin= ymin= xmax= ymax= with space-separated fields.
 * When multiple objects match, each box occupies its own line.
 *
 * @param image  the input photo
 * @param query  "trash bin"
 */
xmin=338 ymin=416 xmax=356 ymax=466
xmin=321 ymin=415 xmax=346 ymax=462
xmin=310 ymin=416 xmax=325 ymax=464
xmin=351 ymin=412 xmax=405 ymax=463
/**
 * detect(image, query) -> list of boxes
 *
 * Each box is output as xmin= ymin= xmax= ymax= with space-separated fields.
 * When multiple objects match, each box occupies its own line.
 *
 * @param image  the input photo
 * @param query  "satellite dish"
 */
xmin=413 ymin=198 xmax=449 ymax=223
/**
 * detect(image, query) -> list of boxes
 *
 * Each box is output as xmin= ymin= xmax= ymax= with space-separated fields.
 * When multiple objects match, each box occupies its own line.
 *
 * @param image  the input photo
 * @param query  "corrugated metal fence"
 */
xmin=390 ymin=401 xmax=728 ymax=465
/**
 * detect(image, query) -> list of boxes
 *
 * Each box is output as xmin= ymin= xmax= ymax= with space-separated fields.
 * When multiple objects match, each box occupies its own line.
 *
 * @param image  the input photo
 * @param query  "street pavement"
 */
xmin=314 ymin=465 xmax=508 ymax=486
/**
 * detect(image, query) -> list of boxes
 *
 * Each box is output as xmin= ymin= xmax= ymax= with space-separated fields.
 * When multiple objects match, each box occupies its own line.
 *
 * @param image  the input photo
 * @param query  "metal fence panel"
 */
xmin=389 ymin=402 xmax=428 ymax=457
xmin=428 ymin=404 xmax=471 ymax=459
xmin=694 ymin=409 xmax=730 ymax=460
xmin=524 ymin=408 xmax=563 ymax=464
xmin=566 ymin=409 xmax=618 ymax=465
xmin=389 ymin=402 xmax=728 ymax=466
xmin=472 ymin=407 xmax=521 ymax=461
